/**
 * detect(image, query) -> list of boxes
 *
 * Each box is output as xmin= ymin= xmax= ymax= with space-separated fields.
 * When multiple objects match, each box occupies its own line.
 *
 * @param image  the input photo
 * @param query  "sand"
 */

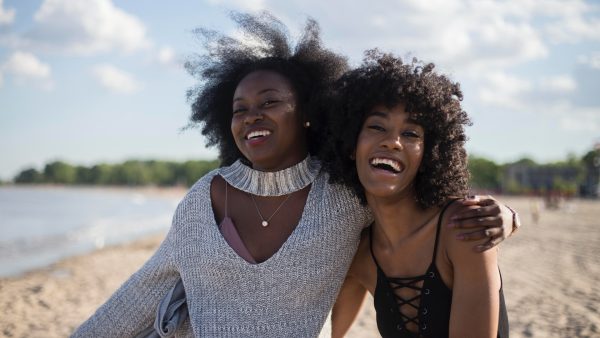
xmin=1 ymin=196 xmax=599 ymax=338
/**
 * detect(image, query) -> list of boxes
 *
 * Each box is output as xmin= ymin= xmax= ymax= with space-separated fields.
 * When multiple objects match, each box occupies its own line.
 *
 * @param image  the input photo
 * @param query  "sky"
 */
xmin=1 ymin=0 xmax=600 ymax=180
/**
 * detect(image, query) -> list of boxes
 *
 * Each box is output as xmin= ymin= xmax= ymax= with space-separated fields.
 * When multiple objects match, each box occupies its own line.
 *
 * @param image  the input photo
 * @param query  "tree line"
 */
xmin=8 ymin=147 xmax=600 ymax=196
xmin=12 ymin=159 xmax=219 ymax=187
xmin=468 ymin=147 xmax=600 ymax=196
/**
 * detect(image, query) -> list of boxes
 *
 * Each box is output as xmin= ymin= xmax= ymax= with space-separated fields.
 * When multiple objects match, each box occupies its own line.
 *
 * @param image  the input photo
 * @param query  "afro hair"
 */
xmin=321 ymin=50 xmax=472 ymax=208
xmin=185 ymin=11 xmax=348 ymax=166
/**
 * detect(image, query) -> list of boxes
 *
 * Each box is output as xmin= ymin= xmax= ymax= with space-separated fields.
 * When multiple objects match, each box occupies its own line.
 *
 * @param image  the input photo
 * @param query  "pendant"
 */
xmin=262 ymin=221 xmax=269 ymax=227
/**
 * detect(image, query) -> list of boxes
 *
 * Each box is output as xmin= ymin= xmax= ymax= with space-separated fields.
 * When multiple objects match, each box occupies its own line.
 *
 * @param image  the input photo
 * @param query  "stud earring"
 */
xmin=304 ymin=121 xmax=311 ymax=128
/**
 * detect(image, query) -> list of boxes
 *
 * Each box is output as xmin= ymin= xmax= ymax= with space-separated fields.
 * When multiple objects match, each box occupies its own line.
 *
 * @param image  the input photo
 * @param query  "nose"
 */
xmin=244 ymin=107 xmax=263 ymax=125
xmin=380 ymin=134 xmax=403 ymax=151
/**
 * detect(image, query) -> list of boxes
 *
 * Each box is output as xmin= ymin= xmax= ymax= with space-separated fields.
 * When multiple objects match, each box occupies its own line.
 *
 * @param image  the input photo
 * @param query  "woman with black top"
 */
xmin=326 ymin=51 xmax=509 ymax=338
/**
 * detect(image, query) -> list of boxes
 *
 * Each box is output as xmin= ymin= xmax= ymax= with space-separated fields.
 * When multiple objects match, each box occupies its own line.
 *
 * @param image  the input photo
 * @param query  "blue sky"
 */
xmin=1 ymin=0 xmax=599 ymax=180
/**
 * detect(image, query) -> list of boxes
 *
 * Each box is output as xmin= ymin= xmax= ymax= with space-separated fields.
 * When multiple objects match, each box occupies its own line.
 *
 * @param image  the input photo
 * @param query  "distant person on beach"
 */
xmin=72 ymin=12 xmax=517 ymax=337
xmin=326 ymin=52 xmax=509 ymax=338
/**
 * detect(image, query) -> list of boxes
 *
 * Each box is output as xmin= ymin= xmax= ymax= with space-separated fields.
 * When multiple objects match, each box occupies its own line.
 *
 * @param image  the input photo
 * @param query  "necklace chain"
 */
xmin=249 ymin=193 xmax=293 ymax=227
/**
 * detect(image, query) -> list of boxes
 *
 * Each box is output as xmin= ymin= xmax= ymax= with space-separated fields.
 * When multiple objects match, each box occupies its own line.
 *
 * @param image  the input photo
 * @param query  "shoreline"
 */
xmin=1 ymin=196 xmax=599 ymax=337
xmin=0 ymin=233 xmax=167 ymax=338
xmin=0 ymin=184 xmax=189 ymax=198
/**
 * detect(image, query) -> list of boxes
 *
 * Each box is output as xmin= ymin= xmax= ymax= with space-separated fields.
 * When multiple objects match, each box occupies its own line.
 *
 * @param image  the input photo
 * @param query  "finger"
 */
xmin=448 ymin=216 xmax=502 ymax=229
xmin=458 ymin=196 xmax=481 ymax=206
xmin=456 ymin=227 xmax=502 ymax=241
xmin=476 ymin=197 xmax=499 ymax=207
xmin=451 ymin=204 xmax=501 ymax=222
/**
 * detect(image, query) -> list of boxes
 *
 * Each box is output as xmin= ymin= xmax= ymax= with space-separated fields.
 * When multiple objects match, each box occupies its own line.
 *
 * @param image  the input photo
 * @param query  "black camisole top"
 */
xmin=371 ymin=200 xmax=509 ymax=338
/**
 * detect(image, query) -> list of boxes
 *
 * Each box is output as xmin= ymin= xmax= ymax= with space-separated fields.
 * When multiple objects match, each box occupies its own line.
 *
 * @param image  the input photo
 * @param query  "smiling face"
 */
xmin=231 ymin=70 xmax=308 ymax=171
xmin=355 ymin=103 xmax=425 ymax=202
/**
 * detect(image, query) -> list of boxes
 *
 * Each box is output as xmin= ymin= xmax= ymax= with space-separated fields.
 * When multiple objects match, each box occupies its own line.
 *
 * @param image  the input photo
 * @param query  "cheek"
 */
xmin=411 ymin=143 xmax=425 ymax=169
xmin=231 ymin=116 xmax=242 ymax=134
xmin=354 ymin=133 xmax=370 ymax=162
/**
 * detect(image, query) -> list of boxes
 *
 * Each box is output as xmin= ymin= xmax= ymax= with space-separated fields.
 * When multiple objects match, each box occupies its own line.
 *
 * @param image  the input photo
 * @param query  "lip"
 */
xmin=368 ymin=154 xmax=405 ymax=176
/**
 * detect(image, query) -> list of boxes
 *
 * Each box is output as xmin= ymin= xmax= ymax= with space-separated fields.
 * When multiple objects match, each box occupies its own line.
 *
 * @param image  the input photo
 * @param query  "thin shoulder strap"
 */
xmin=368 ymin=225 xmax=384 ymax=271
xmin=432 ymin=198 xmax=461 ymax=262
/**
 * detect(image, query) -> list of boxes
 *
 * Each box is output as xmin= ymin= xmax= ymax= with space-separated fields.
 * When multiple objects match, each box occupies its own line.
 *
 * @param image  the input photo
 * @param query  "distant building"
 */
xmin=502 ymin=162 xmax=580 ymax=195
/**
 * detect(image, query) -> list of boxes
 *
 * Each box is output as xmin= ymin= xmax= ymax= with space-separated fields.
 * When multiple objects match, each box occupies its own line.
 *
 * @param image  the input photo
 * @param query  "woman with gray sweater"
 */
xmin=72 ymin=12 xmax=516 ymax=338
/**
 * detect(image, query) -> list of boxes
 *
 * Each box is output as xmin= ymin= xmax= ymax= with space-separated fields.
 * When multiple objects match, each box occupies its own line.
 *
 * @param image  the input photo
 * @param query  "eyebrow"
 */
xmin=233 ymin=88 xmax=280 ymax=102
xmin=366 ymin=111 xmax=388 ymax=119
xmin=366 ymin=110 xmax=420 ymax=125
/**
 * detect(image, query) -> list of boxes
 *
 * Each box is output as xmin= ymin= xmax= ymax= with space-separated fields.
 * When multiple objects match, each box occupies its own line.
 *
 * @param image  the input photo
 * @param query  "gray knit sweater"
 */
xmin=72 ymin=165 xmax=371 ymax=337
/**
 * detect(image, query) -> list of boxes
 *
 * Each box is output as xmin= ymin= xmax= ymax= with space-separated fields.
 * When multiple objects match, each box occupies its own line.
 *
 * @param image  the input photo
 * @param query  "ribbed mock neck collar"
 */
xmin=219 ymin=156 xmax=321 ymax=196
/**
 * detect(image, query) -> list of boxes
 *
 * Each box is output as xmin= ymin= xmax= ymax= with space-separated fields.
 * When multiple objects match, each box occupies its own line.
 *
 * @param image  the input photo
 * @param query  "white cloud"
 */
xmin=539 ymin=75 xmax=577 ymax=92
xmin=205 ymin=0 xmax=600 ymax=74
xmin=0 ymin=0 xmax=15 ymax=25
xmin=542 ymin=0 xmax=600 ymax=43
xmin=1 ymin=51 xmax=53 ymax=89
xmin=156 ymin=46 xmax=180 ymax=68
xmin=91 ymin=64 xmax=141 ymax=94
xmin=206 ymin=0 xmax=266 ymax=12
xmin=478 ymin=71 xmax=533 ymax=110
xmin=25 ymin=0 xmax=150 ymax=55
xmin=559 ymin=106 xmax=600 ymax=132
xmin=578 ymin=52 xmax=600 ymax=69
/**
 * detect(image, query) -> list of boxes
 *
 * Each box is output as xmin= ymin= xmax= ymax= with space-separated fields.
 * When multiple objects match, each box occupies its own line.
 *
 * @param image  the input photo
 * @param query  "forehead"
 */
xmin=234 ymin=70 xmax=294 ymax=97
xmin=367 ymin=103 xmax=419 ymax=122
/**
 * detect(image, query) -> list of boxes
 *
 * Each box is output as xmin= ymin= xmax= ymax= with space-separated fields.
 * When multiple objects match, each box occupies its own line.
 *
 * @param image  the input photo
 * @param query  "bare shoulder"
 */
xmin=441 ymin=200 xmax=499 ymax=275
xmin=437 ymin=200 xmax=497 ymax=267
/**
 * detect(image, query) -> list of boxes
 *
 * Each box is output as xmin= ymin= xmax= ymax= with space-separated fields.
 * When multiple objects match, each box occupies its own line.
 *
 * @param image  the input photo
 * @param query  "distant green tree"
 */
xmin=513 ymin=157 xmax=537 ymax=166
xmin=113 ymin=161 xmax=153 ymax=185
xmin=14 ymin=168 xmax=44 ymax=183
xmin=89 ymin=164 xmax=114 ymax=185
xmin=76 ymin=166 xmax=94 ymax=184
xmin=468 ymin=156 xmax=501 ymax=190
xmin=180 ymin=160 xmax=220 ymax=186
xmin=147 ymin=160 xmax=178 ymax=186
xmin=44 ymin=161 xmax=77 ymax=184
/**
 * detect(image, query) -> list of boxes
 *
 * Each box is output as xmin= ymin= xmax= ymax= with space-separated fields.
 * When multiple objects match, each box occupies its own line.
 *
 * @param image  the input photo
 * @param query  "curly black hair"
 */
xmin=321 ymin=50 xmax=472 ymax=208
xmin=185 ymin=12 xmax=348 ymax=166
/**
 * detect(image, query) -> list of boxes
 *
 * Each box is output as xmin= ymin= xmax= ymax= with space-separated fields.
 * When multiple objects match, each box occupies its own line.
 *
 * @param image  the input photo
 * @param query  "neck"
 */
xmin=366 ymin=191 xmax=438 ymax=250
xmin=219 ymin=155 xmax=320 ymax=196
xmin=251 ymin=150 xmax=309 ymax=172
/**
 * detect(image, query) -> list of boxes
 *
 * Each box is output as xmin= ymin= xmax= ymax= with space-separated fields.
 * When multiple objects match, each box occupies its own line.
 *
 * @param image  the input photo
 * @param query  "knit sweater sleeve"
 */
xmin=71 ymin=198 xmax=186 ymax=337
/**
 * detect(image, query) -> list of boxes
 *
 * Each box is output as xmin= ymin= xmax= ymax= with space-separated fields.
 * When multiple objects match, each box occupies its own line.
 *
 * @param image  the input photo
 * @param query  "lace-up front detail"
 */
xmin=384 ymin=272 xmax=430 ymax=335
xmin=370 ymin=227 xmax=448 ymax=337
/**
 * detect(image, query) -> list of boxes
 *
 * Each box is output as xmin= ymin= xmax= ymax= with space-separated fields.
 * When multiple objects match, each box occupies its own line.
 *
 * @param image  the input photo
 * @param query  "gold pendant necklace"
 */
xmin=249 ymin=193 xmax=293 ymax=227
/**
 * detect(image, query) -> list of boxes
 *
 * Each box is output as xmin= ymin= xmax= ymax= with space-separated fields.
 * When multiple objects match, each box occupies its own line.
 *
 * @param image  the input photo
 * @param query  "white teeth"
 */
xmin=371 ymin=158 xmax=401 ymax=172
xmin=246 ymin=130 xmax=271 ymax=139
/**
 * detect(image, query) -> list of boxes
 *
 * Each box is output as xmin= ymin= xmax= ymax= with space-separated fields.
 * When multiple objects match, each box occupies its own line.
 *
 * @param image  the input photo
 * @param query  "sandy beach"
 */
xmin=1 ymin=196 xmax=599 ymax=337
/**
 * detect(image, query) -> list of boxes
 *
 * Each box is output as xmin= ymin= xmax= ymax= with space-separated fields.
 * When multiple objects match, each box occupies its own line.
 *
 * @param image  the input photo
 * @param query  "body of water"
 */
xmin=0 ymin=186 xmax=183 ymax=277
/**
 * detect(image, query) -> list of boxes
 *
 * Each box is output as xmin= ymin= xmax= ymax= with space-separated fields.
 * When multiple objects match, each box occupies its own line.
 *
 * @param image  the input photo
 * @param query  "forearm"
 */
xmin=331 ymin=275 xmax=368 ymax=338
xmin=72 ymin=232 xmax=178 ymax=337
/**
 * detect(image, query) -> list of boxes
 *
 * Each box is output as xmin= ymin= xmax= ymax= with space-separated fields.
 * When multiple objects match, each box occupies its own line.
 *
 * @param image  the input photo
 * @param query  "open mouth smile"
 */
xmin=245 ymin=129 xmax=271 ymax=140
xmin=370 ymin=157 xmax=403 ymax=174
